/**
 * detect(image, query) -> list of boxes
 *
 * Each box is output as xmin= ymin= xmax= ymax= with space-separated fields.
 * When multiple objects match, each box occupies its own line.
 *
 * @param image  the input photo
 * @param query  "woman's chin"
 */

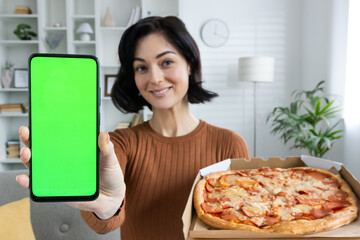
xmin=151 ymin=105 xmax=173 ymax=111
xmin=151 ymin=102 xmax=184 ymax=112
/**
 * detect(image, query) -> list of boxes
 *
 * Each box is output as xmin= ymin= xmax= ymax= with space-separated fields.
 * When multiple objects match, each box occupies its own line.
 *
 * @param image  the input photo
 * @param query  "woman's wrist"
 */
xmin=94 ymin=200 xmax=123 ymax=220
xmin=94 ymin=197 xmax=124 ymax=220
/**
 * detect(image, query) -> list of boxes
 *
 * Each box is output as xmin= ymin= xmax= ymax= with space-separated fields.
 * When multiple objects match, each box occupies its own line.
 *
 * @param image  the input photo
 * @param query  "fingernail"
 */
xmin=16 ymin=175 xmax=19 ymax=182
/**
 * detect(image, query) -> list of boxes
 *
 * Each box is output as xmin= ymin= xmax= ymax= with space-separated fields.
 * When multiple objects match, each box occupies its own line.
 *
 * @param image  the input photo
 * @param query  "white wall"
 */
xmin=301 ymin=0 xmax=349 ymax=163
xmin=179 ymin=0 xmax=353 ymax=175
xmin=180 ymin=0 xmax=304 ymax=159
xmin=343 ymin=0 xmax=360 ymax=180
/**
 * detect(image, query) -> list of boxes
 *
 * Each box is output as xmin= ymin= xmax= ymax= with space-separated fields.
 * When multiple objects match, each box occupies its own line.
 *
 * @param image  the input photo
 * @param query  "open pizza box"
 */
xmin=182 ymin=155 xmax=360 ymax=239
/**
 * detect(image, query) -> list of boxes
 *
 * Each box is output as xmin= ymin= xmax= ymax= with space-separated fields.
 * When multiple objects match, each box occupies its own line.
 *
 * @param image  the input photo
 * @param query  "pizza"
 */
xmin=194 ymin=167 xmax=358 ymax=234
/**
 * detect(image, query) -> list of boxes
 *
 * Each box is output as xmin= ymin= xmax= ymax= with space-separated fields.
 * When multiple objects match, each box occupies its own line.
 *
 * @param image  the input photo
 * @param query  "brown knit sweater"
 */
xmin=81 ymin=120 xmax=250 ymax=240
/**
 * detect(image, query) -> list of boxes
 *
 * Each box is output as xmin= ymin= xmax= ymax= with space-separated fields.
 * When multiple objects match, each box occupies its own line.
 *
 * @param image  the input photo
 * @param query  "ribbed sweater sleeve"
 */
xmin=81 ymin=120 xmax=250 ymax=239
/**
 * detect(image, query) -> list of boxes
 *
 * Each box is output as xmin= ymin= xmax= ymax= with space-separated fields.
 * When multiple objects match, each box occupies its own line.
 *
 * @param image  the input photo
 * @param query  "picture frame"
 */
xmin=104 ymin=74 xmax=116 ymax=97
xmin=13 ymin=68 xmax=28 ymax=88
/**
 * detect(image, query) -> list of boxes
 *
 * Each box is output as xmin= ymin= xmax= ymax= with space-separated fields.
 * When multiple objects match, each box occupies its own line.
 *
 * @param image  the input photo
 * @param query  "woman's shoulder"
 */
xmin=202 ymin=120 xmax=241 ymax=139
xmin=202 ymin=120 xmax=250 ymax=159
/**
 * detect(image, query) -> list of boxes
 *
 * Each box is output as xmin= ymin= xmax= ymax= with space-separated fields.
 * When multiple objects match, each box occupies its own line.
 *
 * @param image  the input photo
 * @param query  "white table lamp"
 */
xmin=76 ymin=23 xmax=93 ymax=41
xmin=238 ymin=56 xmax=275 ymax=157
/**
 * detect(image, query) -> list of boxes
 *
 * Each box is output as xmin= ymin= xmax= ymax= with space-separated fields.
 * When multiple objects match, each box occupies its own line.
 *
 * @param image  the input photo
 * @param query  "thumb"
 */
xmin=98 ymin=132 xmax=114 ymax=156
xmin=98 ymin=132 xmax=119 ymax=169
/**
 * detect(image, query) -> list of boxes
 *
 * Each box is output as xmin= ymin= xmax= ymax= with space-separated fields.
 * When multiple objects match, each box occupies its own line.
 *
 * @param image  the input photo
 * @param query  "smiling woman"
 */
xmin=75 ymin=16 xmax=251 ymax=240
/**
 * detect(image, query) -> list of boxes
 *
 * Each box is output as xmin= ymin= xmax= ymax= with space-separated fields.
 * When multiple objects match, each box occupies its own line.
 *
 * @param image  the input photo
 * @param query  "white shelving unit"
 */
xmin=0 ymin=0 xmax=178 ymax=171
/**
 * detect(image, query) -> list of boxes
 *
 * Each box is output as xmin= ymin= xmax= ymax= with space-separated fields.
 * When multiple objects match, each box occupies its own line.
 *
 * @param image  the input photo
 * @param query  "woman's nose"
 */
xmin=149 ymin=66 xmax=163 ymax=85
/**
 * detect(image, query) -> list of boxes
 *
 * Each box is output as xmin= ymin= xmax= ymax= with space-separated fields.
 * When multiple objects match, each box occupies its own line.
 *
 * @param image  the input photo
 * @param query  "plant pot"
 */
xmin=1 ymin=69 xmax=12 ymax=88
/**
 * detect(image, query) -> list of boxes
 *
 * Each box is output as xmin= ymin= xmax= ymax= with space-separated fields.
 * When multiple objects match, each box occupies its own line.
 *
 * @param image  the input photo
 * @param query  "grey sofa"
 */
xmin=0 ymin=169 xmax=120 ymax=240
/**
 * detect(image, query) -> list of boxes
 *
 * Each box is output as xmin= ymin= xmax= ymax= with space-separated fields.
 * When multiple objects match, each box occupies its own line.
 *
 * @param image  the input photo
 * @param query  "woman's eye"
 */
xmin=162 ymin=59 xmax=174 ymax=67
xmin=135 ymin=65 xmax=147 ymax=73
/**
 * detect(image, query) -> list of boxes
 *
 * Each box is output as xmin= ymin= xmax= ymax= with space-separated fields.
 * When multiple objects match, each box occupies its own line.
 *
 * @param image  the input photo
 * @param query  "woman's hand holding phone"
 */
xmin=17 ymin=126 xmax=126 ymax=220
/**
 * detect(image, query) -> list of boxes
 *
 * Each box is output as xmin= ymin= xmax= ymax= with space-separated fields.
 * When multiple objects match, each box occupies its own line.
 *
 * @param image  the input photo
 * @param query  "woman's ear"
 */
xmin=187 ymin=65 xmax=191 ymax=76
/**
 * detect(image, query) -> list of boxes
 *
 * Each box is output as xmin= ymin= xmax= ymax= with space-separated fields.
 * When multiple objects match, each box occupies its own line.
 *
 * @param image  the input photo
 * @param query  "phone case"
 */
xmin=29 ymin=53 xmax=99 ymax=202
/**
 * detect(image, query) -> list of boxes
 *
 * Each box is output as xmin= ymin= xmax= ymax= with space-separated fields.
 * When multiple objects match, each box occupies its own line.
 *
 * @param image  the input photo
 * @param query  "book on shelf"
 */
xmin=6 ymin=140 xmax=20 ymax=158
xmin=6 ymin=148 xmax=20 ymax=158
xmin=126 ymin=6 xmax=141 ymax=28
xmin=133 ymin=6 xmax=141 ymax=24
xmin=116 ymin=122 xmax=130 ymax=129
xmin=0 ymin=103 xmax=24 ymax=113
xmin=14 ymin=5 xmax=32 ymax=14
xmin=130 ymin=114 xmax=143 ymax=127
xmin=25 ymin=102 xmax=29 ymax=113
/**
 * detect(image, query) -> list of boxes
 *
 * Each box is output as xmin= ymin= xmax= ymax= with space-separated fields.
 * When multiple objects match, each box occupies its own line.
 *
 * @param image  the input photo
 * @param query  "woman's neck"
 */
xmin=149 ymin=103 xmax=199 ymax=137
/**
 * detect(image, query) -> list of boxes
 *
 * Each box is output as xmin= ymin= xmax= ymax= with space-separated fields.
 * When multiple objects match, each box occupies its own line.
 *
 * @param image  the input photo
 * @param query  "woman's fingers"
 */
xmin=20 ymin=147 xmax=31 ymax=169
xmin=19 ymin=126 xmax=30 ymax=147
xmin=16 ymin=174 xmax=29 ymax=189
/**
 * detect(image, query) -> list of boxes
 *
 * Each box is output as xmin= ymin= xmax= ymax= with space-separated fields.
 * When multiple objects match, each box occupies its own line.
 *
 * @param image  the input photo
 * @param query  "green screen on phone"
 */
xmin=29 ymin=54 xmax=99 ymax=201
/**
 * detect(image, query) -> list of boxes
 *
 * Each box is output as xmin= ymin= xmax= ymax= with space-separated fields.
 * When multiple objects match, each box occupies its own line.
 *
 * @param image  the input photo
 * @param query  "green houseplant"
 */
xmin=266 ymin=81 xmax=343 ymax=158
xmin=13 ymin=24 xmax=37 ymax=40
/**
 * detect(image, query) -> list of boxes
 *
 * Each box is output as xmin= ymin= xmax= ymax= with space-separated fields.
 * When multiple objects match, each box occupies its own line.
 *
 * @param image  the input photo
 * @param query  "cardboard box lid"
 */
xmin=182 ymin=156 xmax=360 ymax=239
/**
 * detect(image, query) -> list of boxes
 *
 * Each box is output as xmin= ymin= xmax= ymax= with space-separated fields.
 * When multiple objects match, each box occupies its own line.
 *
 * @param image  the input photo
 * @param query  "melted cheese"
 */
xmin=292 ymin=204 xmax=312 ymax=214
xmin=320 ymin=189 xmax=336 ymax=199
xmin=276 ymin=207 xmax=295 ymax=221
xmin=272 ymin=197 xmax=286 ymax=207
xmin=250 ymin=216 xmax=265 ymax=227
xmin=242 ymin=202 xmax=269 ymax=217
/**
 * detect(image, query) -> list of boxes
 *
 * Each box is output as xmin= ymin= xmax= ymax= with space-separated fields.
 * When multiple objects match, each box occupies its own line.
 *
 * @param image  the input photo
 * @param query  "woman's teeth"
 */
xmin=153 ymin=88 xmax=170 ymax=94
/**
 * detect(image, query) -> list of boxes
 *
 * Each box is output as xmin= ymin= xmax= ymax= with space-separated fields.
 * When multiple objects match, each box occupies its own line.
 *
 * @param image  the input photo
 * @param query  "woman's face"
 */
xmin=133 ymin=33 xmax=191 ymax=111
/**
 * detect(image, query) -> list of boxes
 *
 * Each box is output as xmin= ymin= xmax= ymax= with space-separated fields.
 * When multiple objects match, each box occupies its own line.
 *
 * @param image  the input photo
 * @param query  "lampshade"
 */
xmin=238 ymin=56 xmax=275 ymax=82
xmin=76 ymin=23 xmax=93 ymax=34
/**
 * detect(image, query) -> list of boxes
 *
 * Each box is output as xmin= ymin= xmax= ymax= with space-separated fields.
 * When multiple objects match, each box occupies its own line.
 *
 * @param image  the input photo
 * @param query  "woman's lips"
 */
xmin=150 ymin=87 xmax=171 ymax=97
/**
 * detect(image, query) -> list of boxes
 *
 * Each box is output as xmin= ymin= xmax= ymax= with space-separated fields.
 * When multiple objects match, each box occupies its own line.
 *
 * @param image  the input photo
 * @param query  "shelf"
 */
xmin=0 ymin=14 xmax=38 ymax=19
xmin=99 ymin=27 xmax=127 ymax=31
xmin=0 ymin=40 xmax=39 ymax=46
xmin=0 ymin=158 xmax=21 ymax=164
xmin=0 ymin=88 xmax=28 ymax=92
xmin=0 ymin=113 xmax=28 ymax=117
xmin=72 ymin=15 xmax=95 ymax=20
xmin=73 ymin=40 xmax=96 ymax=45
xmin=43 ymin=27 xmax=67 ymax=31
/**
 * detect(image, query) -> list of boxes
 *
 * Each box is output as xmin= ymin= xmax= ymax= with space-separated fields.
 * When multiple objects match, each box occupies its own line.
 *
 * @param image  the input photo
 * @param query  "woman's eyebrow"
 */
xmin=134 ymin=51 xmax=176 ymax=62
xmin=156 ymin=50 xmax=176 ymax=59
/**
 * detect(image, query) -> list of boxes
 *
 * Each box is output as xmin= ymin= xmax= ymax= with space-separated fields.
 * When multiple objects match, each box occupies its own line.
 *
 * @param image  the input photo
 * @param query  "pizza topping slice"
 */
xmin=201 ymin=202 xmax=223 ymax=213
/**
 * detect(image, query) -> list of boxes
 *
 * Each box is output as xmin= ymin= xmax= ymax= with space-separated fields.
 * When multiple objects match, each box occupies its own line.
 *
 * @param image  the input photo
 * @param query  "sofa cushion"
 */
xmin=0 ymin=197 xmax=35 ymax=240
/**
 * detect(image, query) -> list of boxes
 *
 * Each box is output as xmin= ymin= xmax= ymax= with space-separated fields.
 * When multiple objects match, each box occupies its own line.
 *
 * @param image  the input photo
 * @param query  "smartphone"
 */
xmin=29 ymin=53 xmax=99 ymax=202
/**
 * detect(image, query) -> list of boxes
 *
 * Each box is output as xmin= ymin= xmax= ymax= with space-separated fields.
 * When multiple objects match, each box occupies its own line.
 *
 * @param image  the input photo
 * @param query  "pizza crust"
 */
xmin=193 ymin=167 xmax=359 ymax=235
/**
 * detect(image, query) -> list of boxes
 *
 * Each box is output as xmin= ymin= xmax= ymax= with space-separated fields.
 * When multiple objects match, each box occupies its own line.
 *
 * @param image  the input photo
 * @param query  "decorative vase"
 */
xmin=102 ymin=7 xmax=115 ymax=27
xmin=1 ymin=69 xmax=12 ymax=88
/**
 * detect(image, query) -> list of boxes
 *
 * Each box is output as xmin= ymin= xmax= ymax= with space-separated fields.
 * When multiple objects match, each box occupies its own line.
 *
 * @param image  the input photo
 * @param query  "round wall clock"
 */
xmin=200 ymin=19 xmax=229 ymax=48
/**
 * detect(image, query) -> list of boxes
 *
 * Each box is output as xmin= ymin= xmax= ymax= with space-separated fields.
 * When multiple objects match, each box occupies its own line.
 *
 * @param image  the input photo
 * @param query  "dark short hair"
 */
xmin=111 ymin=16 xmax=218 ymax=113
